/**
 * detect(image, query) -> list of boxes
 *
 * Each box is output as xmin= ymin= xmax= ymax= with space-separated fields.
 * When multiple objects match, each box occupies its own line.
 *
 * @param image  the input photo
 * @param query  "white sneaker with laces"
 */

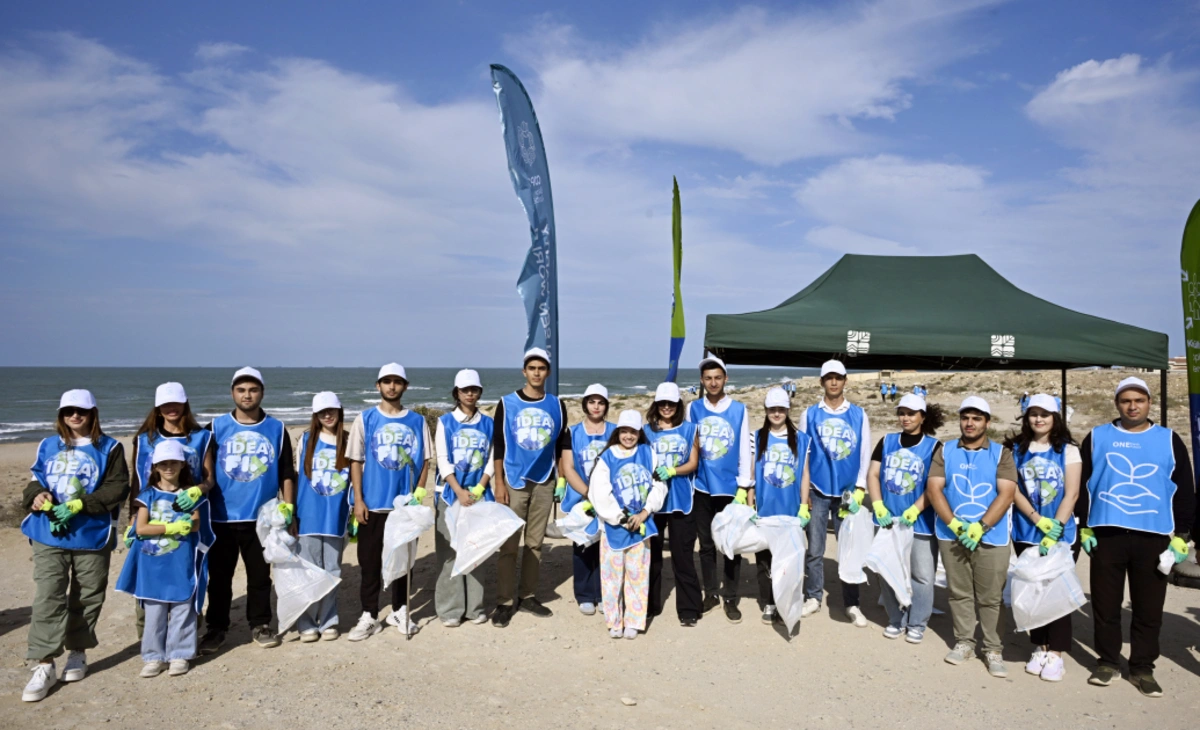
xmin=801 ymin=598 xmax=821 ymax=618
xmin=63 ymin=650 xmax=87 ymax=682
xmin=140 ymin=661 xmax=166 ymax=678
xmin=1025 ymin=648 xmax=1048 ymax=675
xmin=168 ymin=660 xmax=189 ymax=677
xmin=468 ymin=614 xmax=488 ymax=625
xmin=347 ymin=612 xmax=383 ymax=642
xmin=846 ymin=606 xmax=867 ymax=628
xmin=321 ymin=628 xmax=340 ymax=641
xmin=609 ymin=628 xmax=623 ymax=639
xmin=623 ymin=627 xmax=638 ymax=640
xmin=385 ymin=606 xmax=419 ymax=635
xmin=22 ymin=662 xmax=56 ymax=702
xmin=1040 ymin=654 xmax=1065 ymax=682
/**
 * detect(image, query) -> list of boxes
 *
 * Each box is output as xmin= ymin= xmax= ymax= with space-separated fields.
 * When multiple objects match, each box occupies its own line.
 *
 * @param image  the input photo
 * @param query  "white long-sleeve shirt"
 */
xmin=433 ymin=408 xmax=496 ymax=485
xmin=797 ymin=398 xmax=871 ymax=489
xmin=588 ymin=446 xmax=668 ymax=526
xmin=685 ymin=395 xmax=754 ymax=488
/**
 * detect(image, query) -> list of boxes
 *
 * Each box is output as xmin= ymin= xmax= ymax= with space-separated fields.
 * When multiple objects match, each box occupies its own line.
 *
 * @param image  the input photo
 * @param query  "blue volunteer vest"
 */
xmin=358 ymin=408 xmax=426 ymax=512
xmin=877 ymin=433 xmax=939 ymax=536
xmin=563 ymin=421 xmax=614 ymax=512
xmin=501 ymin=392 xmax=563 ymax=488
xmin=689 ymin=398 xmax=745 ymax=497
xmin=645 ymin=421 xmax=697 ymax=514
xmin=211 ymin=413 xmax=285 ymax=523
xmin=296 ymin=432 xmax=352 ymax=537
xmin=115 ymin=488 xmax=206 ymax=606
xmin=598 ymin=446 xmax=659 ymax=551
xmin=805 ymin=404 xmax=865 ymax=497
xmin=1086 ymin=423 xmax=1176 ymax=535
xmin=935 ymin=440 xmax=1010 ymax=546
xmin=22 ymin=435 xmax=119 ymax=551
xmin=437 ymin=413 xmax=496 ymax=506
xmin=1012 ymin=445 xmax=1078 ymax=545
xmin=135 ymin=430 xmax=212 ymax=490
xmin=754 ymin=429 xmax=809 ymax=518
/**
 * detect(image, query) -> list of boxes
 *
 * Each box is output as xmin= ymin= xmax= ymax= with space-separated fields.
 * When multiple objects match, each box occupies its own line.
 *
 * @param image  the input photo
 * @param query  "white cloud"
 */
xmin=195 ymin=42 xmax=250 ymax=62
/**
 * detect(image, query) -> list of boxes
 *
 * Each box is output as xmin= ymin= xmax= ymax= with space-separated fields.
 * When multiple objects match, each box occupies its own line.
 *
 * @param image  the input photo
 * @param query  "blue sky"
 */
xmin=2 ymin=0 xmax=1199 ymax=367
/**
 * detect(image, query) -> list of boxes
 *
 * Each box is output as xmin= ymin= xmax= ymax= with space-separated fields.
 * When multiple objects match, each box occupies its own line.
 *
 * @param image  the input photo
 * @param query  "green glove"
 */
xmin=1038 ymin=536 xmax=1057 ymax=556
xmin=52 ymin=499 xmax=83 ymax=523
xmin=654 ymin=465 xmax=676 ymax=481
xmin=1080 ymin=527 xmax=1097 ymax=554
xmin=1170 ymin=536 xmax=1190 ymax=564
xmin=38 ymin=499 xmax=53 ymax=512
xmin=124 ymin=525 xmax=137 ymax=549
xmin=277 ymin=502 xmax=294 ymax=526
xmin=845 ymin=489 xmax=865 ymax=515
xmin=873 ymin=501 xmax=893 ymax=527
xmin=1035 ymin=516 xmax=1063 ymax=541
xmin=554 ymin=478 xmax=567 ymax=503
xmin=957 ymin=523 xmax=981 ymax=551
xmin=947 ymin=518 xmax=966 ymax=537
xmin=733 ymin=488 xmax=748 ymax=506
xmin=798 ymin=503 xmax=811 ymax=528
xmin=409 ymin=487 xmax=427 ymax=505
xmin=469 ymin=485 xmax=486 ymax=499
xmin=175 ymin=486 xmax=203 ymax=511
xmin=348 ymin=516 xmax=359 ymax=543
xmin=163 ymin=519 xmax=192 ymax=537
xmin=901 ymin=505 xmax=920 ymax=527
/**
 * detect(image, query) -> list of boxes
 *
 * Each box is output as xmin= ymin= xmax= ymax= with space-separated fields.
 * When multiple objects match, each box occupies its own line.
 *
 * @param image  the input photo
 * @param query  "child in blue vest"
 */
xmin=589 ymin=410 xmax=668 ymax=639
xmin=558 ymin=383 xmax=614 ymax=616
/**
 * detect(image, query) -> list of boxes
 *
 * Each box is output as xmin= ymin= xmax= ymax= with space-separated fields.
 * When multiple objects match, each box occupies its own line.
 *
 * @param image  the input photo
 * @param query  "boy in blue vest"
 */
xmin=1076 ymin=377 xmax=1195 ymax=697
xmin=926 ymin=396 xmax=1017 ymax=678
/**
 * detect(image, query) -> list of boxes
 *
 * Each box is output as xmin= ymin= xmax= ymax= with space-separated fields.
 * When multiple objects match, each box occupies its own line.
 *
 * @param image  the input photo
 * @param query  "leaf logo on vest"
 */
xmin=44 ymin=450 xmax=100 ymax=502
xmin=310 ymin=446 xmax=349 ymax=496
xmin=374 ymin=422 xmax=418 ymax=470
xmin=1020 ymin=456 xmax=1063 ymax=508
xmin=763 ymin=443 xmax=797 ymax=488
xmin=219 ymin=431 xmax=276 ymax=482
xmin=652 ymin=433 xmax=689 ymax=469
xmin=951 ymin=473 xmax=992 ymax=522
xmin=580 ymin=439 xmax=608 ymax=476
xmin=142 ymin=498 xmax=184 ymax=556
xmin=515 ymin=408 xmax=554 ymax=451
xmin=451 ymin=428 xmax=489 ymax=474
xmin=698 ymin=416 xmax=734 ymax=461
xmin=518 ymin=121 xmax=537 ymax=167
xmin=1097 ymin=452 xmax=1160 ymax=516
xmin=846 ymin=330 xmax=870 ymax=357
xmin=884 ymin=448 xmax=924 ymax=496
xmin=818 ymin=418 xmax=857 ymax=461
xmin=615 ymin=463 xmax=652 ymax=510
xmin=990 ymin=335 xmax=1015 ymax=358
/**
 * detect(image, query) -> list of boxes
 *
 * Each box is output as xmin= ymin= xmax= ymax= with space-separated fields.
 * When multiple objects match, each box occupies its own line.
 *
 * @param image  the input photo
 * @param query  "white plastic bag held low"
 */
xmin=712 ymin=503 xmax=767 ymax=558
xmin=837 ymin=508 xmax=874 ymax=585
xmin=1010 ymin=542 xmax=1086 ymax=632
xmin=381 ymin=497 xmax=435 ymax=587
xmin=545 ymin=504 xmax=600 ymax=547
xmin=865 ymin=522 xmax=915 ymax=607
xmin=445 ymin=501 xmax=524 ymax=577
xmin=255 ymin=499 xmax=341 ymax=632
xmin=756 ymin=516 xmax=808 ymax=633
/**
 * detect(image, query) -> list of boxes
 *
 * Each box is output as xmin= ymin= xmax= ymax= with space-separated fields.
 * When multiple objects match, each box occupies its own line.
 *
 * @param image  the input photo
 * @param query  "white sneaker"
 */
xmin=579 ymin=602 xmax=597 ymax=616
xmin=609 ymin=628 xmax=623 ymax=639
xmin=140 ymin=661 xmax=166 ymax=678
xmin=1025 ymin=648 xmax=1048 ymax=675
xmin=168 ymin=660 xmax=189 ymax=677
xmin=347 ymin=612 xmax=383 ymax=642
xmin=1040 ymin=654 xmax=1065 ymax=682
xmin=623 ymin=627 xmax=638 ymax=640
xmin=468 ymin=614 xmax=488 ymax=625
xmin=801 ymin=598 xmax=822 ymax=618
xmin=299 ymin=630 xmax=320 ymax=643
xmin=22 ymin=662 xmax=56 ymax=702
xmin=846 ymin=606 xmax=868 ymax=628
xmin=321 ymin=628 xmax=340 ymax=641
xmin=62 ymin=650 xmax=87 ymax=682
xmin=441 ymin=617 xmax=462 ymax=628
xmin=385 ymin=606 xmax=419 ymax=635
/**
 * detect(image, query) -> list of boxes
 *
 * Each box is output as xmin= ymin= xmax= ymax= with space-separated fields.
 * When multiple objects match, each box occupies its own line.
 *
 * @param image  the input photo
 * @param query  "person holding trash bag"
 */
xmin=346 ymin=363 xmax=431 ymax=640
xmin=797 ymin=359 xmax=871 ymax=627
xmin=926 ymin=396 xmax=1017 ymax=678
xmin=866 ymin=393 xmax=945 ymax=644
xmin=686 ymin=356 xmax=753 ymax=623
xmin=751 ymin=387 xmax=812 ymax=626
xmin=589 ymin=410 xmax=668 ymax=639
xmin=1074 ymin=377 xmax=1195 ymax=697
xmin=558 ymin=384 xmax=614 ymax=617
xmin=20 ymin=390 xmax=129 ymax=703
xmin=644 ymin=382 xmax=701 ymax=625
xmin=433 ymin=370 xmax=495 ymax=627
xmin=491 ymin=348 xmax=570 ymax=627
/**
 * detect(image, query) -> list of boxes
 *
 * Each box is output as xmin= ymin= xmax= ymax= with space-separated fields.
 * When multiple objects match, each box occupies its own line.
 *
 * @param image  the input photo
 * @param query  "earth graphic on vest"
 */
xmin=580 ymin=439 xmax=608 ymax=475
xmin=653 ymin=433 xmax=688 ymax=469
xmin=45 ymin=449 xmax=100 ymax=502
xmin=310 ymin=447 xmax=349 ymax=496
xmin=452 ymin=428 xmax=489 ymax=473
xmin=141 ymin=498 xmax=182 ymax=556
xmin=698 ymin=416 xmax=733 ymax=461
xmin=1021 ymin=456 xmax=1063 ymax=507
xmin=818 ymin=418 xmax=856 ymax=460
xmin=615 ymin=463 xmax=652 ymax=509
xmin=763 ymin=443 xmax=796 ymax=488
xmin=884 ymin=448 xmax=924 ymax=496
xmin=219 ymin=431 xmax=276 ymax=482
xmin=374 ymin=422 xmax=417 ymax=470
xmin=515 ymin=408 xmax=554 ymax=451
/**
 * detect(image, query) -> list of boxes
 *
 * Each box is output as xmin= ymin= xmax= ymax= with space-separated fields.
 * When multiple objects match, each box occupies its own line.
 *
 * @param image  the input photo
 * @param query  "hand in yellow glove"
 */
xmin=124 ymin=525 xmax=138 ymax=549
xmin=580 ymin=500 xmax=595 ymax=516
xmin=872 ymin=500 xmax=893 ymax=528
xmin=1038 ymin=535 xmax=1057 ymax=556
xmin=798 ymin=503 xmax=811 ymax=528
xmin=1080 ymin=527 xmax=1097 ymax=554
xmin=554 ymin=478 xmax=567 ymax=503
xmin=409 ymin=487 xmax=428 ymax=505
xmin=51 ymin=499 xmax=83 ymax=523
xmin=947 ymin=518 xmax=966 ymax=537
xmin=277 ymin=502 xmax=294 ymax=526
xmin=175 ymin=486 xmax=203 ymax=511
xmin=1170 ymin=535 xmax=1190 ymax=564
xmin=1035 ymin=516 xmax=1063 ymax=540
xmin=957 ymin=521 xmax=984 ymax=551
xmin=733 ymin=488 xmax=749 ymax=506
xmin=163 ymin=519 xmax=193 ymax=537
xmin=469 ymin=484 xmax=486 ymax=500
xmin=901 ymin=505 xmax=920 ymax=527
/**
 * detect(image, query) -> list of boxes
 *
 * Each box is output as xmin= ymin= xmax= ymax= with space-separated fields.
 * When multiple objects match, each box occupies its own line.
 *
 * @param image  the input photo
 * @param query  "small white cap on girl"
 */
xmin=455 ymin=369 xmax=482 ymax=389
xmin=616 ymin=409 xmax=643 ymax=431
xmin=653 ymin=382 xmax=681 ymax=403
xmin=312 ymin=391 xmax=342 ymax=413
xmin=583 ymin=383 xmax=609 ymax=401
xmin=155 ymin=382 xmax=188 ymax=407
xmin=151 ymin=440 xmax=188 ymax=464
xmin=764 ymin=387 xmax=790 ymax=409
xmin=59 ymin=389 xmax=96 ymax=411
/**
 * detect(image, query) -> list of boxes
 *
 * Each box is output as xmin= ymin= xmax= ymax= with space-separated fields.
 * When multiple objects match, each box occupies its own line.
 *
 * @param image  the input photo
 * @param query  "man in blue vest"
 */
xmin=1077 ymin=377 xmax=1195 ymax=697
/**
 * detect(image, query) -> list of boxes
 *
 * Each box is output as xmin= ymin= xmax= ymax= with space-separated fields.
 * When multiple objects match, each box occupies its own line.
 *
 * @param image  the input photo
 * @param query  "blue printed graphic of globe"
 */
xmin=452 ymin=428 xmax=489 ymax=473
xmin=141 ymin=498 xmax=182 ymax=556
xmin=654 ymin=434 xmax=688 ymax=468
xmin=698 ymin=416 xmax=733 ymax=461
xmin=219 ymin=431 xmax=275 ymax=482
xmin=615 ymin=463 xmax=652 ymax=508
xmin=374 ymin=422 xmax=417 ymax=470
xmin=1022 ymin=456 xmax=1063 ymax=507
xmin=884 ymin=448 xmax=924 ymax=496
xmin=818 ymin=418 xmax=857 ymax=461
xmin=310 ymin=448 xmax=349 ymax=496
xmin=44 ymin=450 xmax=100 ymax=502
xmin=764 ymin=443 xmax=796 ymax=488
xmin=515 ymin=408 xmax=554 ymax=451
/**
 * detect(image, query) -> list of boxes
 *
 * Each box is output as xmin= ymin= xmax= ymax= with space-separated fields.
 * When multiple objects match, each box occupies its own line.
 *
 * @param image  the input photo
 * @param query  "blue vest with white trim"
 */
xmin=805 ymin=404 xmax=865 ymax=497
xmin=688 ymin=398 xmax=745 ymax=497
xmin=877 ymin=433 xmax=939 ymax=536
xmin=22 ymin=435 xmax=119 ymax=551
xmin=437 ymin=413 xmax=495 ymax=506
xmin=358 ymin=407 xmax=426 ymax=511
xmin=135 ymin=430 xmax=211 ymax=492
xmin=211 ymin=413 xmax=286 ymax=523
xmin=645 ymin=422 xmax=696 ymax=514
xmin=935 ymin=440 xmax=1010 ymax=546
xmin=1085 ymin=423 xmax=1176 ymax=535
xmin=1012 ymin=445 xmax=1077 ymax=545
xmin=754 ymin=429 xmax=809 ymax=518
xmin=501 ymin=392 xmax=563 ymax=488
xmin=598 ymin=446 xmax=659 ymax=551
xmin=563 ymin=421 xmax=614 ymax=512
xmin=296 ymin=431 xmax=352 ymax=537
xmin=115 ymin=487 xmax=206 ymax=605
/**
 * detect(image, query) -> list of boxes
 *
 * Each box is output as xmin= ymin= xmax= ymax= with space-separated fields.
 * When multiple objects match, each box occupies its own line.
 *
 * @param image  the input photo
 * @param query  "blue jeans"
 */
xmin=142 ymin=600 xmax=197 ymax=662
xmin=880 ymin=533 xmax=939 ymax=631
xmin=803 ymin=493 xmax=860 ymax=607
xmin=296 ymin=534 xmax=344 ymax=632
xmin=573 ymin=541 xmax=602 ymax=605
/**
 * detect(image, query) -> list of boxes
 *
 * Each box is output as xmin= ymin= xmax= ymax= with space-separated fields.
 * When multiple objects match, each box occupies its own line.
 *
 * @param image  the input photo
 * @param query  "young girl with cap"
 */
xmin=116 ymin=440 xmax=206 ymax=678
xmin=558 ymin=383 xmax=614 ymax=616
xmin=644 ymin=382 xmax=701 ymax=625
xmin=433 ymin=370 xmax=495 ymax=627
xmin=1004 ymin=393 xmax=1080 ymax=681
xmin=866 ymin=393 xmax=945 ymax=643
xmin=21 ymin=390 xmax=129 ymax=702
xmin=294 ymin=392 xmax=352 ymax=641
xmin=751 ymin=387 xmax=812 ymax=626
xmin=589 ymin=410 xmax=668 ymax=639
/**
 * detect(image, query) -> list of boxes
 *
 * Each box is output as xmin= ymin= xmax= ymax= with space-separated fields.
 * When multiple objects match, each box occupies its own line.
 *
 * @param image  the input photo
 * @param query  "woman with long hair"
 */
xmin=557 ymin=384 xmax=614 ymax=616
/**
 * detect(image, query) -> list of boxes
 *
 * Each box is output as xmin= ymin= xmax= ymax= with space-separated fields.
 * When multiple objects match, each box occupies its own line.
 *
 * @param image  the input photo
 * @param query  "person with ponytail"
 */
xmin=558 ymin=384 xmax=614 ymax=616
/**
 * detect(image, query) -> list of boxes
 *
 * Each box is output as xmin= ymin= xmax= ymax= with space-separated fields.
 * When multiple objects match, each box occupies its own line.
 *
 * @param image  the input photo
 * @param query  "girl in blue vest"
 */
xmin=866 ymin=394 xmax=945 ymax=643
xmin=589 ymin=410 xmax=668 ymax=639
xmin=294 ymin=392 xmax=352 ymax=641
xmin=644 ymin=382 xmax=701 ymax=625
xmin=558 ymin=383 xmax=614 ymax=616
xmin=21 ymin=390 xmax=129 ymax=703
xmin=118 ymin=440 xmax=205 ymax=678
xmin=751 ymin=387 xmax=812 ymax=626
xmin=1004 ymin=393 xmax=1080 ymax=682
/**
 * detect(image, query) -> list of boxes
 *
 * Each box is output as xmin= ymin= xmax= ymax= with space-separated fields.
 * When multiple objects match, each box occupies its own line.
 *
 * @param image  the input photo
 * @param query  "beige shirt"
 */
xmin=346 ymin=407 xmax=433 ymax=464
xmin=929 ymin=436 xmax=1018 ymax=482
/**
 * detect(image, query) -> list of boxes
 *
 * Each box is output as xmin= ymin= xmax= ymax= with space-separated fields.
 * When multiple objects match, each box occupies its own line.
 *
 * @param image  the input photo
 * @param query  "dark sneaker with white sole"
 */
xmin=723 ymin=600 xmax=742 ymax=624
xmin=198 ymin=630 xmax=226 ymax=656
xmin=252 ymin=626 xmax=281 ymax=648
xmin=1129 ymin=672 xmax=1163 ymax=698
xmin=518 ymin=598 xmax=553 ymax=618
xmin=1088 ymin=665 xmax=1119 ymax=686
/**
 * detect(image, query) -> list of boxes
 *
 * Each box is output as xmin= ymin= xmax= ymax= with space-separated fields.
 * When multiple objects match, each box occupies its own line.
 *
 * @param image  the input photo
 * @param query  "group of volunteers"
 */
xmin=17 ymin=352 xmax=1195 ymax=702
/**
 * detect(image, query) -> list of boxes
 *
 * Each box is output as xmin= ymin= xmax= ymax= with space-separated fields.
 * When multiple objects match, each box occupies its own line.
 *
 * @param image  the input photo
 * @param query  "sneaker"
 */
xmin=905 ymin=628 xmax=925 ymax=644
xmin=198 ymin=629 xmax=226 ymax=656
xmin=723 ymin=600 xmax=742 ymax=624
xmin=168 ymin=660 xmax=189 ymax=677
xmin=347 ymin=612 xmax=383 ymax=642
xmin=761 ymin=605 xmax=777 ymax=624
xmin=1025 ymin=648 xmax=1048 ymax=676
xmin=1040 ymin=654 xmax=1065 ymax=682
xmin=944 ymin=642 xmax=975 ymax=665
xmin=883 ymin=625 xmax=903 ymax=640
xmin=801 ymin=598 xmax=822 ymax=618
xmin=518 ymin=598 xmax=553 ymax=618
xmin=680 ymin=617 xmax=698 ymax=628
xmin=299 ymin=630 xmax=320 ymax=643
xmin=21 ymin=662 xmax=56 ymax=702
xmin=140 ymin=661 xmax=166 ymax=678
xmin=62 ymin=650 xmax=87 ymax=682
xmin=846 ymin=606 xmax=867 ymax=628
xmin=579 ymin=602 xmax=597 ymax=616
xmin=1088 ymin=665 xmax=1119 ymax=687
xmin=321 ymin=628 xmax=340 ymax=641
xmin=1129 ymin=672 xmax=1163 ymax=698
xmin=701 ymin=594 xmax=721 ymax=614
xmin=623 ymin=627 xmax=638 ymax=640
xmin=492 ymin=604 xmax=514 ymax=628
xmin=985 ymin=652 xmax=1008 ymax=678
xmin=252 ymin=625 xmax=281 ymax=648
xmin=441 ymin=617 xmax=462 ymax=628
xmin=609 ymin=628 xmax=623 ymax=639
xmin=385 ymin=606 xmax=419 ymax=635
xmin=468 ymin=614 xmax=488 ymax=625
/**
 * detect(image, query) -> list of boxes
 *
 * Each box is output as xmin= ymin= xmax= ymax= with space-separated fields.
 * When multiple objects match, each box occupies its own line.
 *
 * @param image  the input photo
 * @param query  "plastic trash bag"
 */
xmin=865 ymin=522 xmax=915 ymax=607
xmin=545 ymin=503 xmax=600 ymax=547
xmin=445 ymin=501 xmax=524 ymax=577
xmin=255 ymin=499 xmax=341 ymax=632
xmin=757 ymin=516 xmax=807 ymax=633
xmin=1009 ymin=542 xmax=1086 ymax=632
xmin=381 ymin=497 xmax=435 ymax=587
xmin=1158 ymin=548 xmax=1176 ymax=576
xmin=1001 ymin=552 xmax=1019 ymax=607
xmin=712 ymin=503 xmax=767 ymax=558
xmin=837 ymin=508 xmax=874 ymax=585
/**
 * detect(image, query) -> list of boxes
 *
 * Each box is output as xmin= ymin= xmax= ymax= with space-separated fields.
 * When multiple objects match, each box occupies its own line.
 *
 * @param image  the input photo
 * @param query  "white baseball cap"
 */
xmin=616 ymin=409 xmax=643 ymax=431
xmin=698 ymin=355 xmax=727 ymax=373
xmin=151 ymin=439 xmax=188 ymax=464
xmin=59 ymin=389 xmax=96 ymax=411
xmin=820 ymin=360 xmax=847 ymax=378
xmin=1026 ymin=393 xmax=1059 ymax=413
xmin=1115 ymin=376 xmax=1151 ymax=398
xmin=155 ymin=382 xmax=188 ymax=407
xmin=583 ymin=383 xmax=609 ymax=401
xmin=654 ymin=382 xmax=681 ymax=403
xmin=231 ymin=366 xmax=264 ymax=387
xmin=897 ymin=393 xmax=926 ymax=412
xmin=523 ymin=347 xmax=551 ymax=366
xmin=764 ymin=387 xmax=790 ymax=409
xmin=312 ymin=392 xmax=342 ymax=413
xmin=377 ymin=363 xmax=408 ymax=382
xmin=454 ymin=369 xmax=482 ymax=389
xmin=958 ymin=395 xmax=991 ymax=415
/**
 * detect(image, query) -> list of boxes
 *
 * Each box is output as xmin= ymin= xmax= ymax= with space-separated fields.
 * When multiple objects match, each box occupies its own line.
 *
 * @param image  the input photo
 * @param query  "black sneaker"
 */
xmin=1129 ymin=672 xmax=1163 ymax=698
xmin=701 ymin=594 xmax=720 ymax=614
xmin=252 ymin=625 xmax=281 ymax=648
xmin=680 ymin=617 xmax=698 ymax=628
xmin=723 ymin=600 xmax=742 ymax=624
xmin=198 ymin=629 xmax=226 ymax=656
xmin=1088 ymin=665 xmax=1119 ymax=687
xmin=492 ymin=604 xmax=515 ymax=628
xmin=518 ymin=598 xmax=553 ymax=618
xmin=761 ymin=605 xmax=777 ymax=624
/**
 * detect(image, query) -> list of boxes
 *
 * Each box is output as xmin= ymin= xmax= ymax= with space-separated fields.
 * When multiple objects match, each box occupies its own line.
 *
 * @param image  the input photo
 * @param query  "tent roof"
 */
xmin=703 ymin=253 xmax=1168 ymax=371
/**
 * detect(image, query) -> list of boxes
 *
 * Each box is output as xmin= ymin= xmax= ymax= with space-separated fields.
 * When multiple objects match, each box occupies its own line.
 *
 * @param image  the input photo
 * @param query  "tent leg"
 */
xmin=1162 ymin=369 xmax=1168 ymax=425
xmin=1061 ymin=369 xmax=1067 ymax=412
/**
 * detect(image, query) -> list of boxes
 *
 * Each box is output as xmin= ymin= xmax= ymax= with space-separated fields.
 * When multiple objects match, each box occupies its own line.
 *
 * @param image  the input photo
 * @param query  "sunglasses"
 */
xmin=61 ymin=407 xmax=91 ymax=418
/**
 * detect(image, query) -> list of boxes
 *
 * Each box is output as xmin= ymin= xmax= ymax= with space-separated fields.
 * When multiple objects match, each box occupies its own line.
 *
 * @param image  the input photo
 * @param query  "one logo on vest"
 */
xmin=652 ymin=433 xmax=689 ymax=469
xmin=374 ymin=422 xmax=418 ymax=470
xmin=951 ymin=473 xmax=992 ymax=521
xmin=578 ymin=439 xmax=608 ymax=476
xmin=818 ymin=417 xmax=857 ymax=461
xmin=762 ymin=443 xmax=797 ymax=488
xmin=698 ymin=416 xmax=734 ymax=460
xmin=1020 ymin=456 xmax=1063 ymax=507
xmin=884 ymin=448 xmax=924 ymax=495
xmin=220 ymin=431 xmax=276 ymax=482
xmin=310 ymin=446 xmax=349 ymax=496
xmin=514 ymin=408 xmax=554 ymax=451
xmin=615 ymin=463 xmax=652 ymax=509
xmin=1097 ymin=452 xmax=1160 ymax=515
xmin=451 ymin=428 xmax=489 ymax=474
xmin=44 ymin=450 xmax=100 ymax=502
xmin=142 ymin=498 xmax=185 ymax=556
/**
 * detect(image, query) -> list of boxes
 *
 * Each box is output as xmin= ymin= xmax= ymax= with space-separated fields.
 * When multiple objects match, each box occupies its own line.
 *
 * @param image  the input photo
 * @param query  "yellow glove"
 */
xmin=409 ymin=487 xmax=428 ymax=505
xmin=798 ymin=503 xmax=811 ymax=528
xmin=163 ymin=519 xmax=192 ymax=537
xmin=1038 ymin=536 xmax=1057 ymax=556
xmin=872 ymin=501 xmax=893 ymax=527
xmin=277 ymin=502 xmax=294 ymax=526
xmin=1170 ymin=536 xmax=1190 ymax=563
xmin=965 ymin=522 xmax=984 ymax=542
xmin=733 ymin=488 xmax=749 ymax=505
xmin=901 ymin=505 xmax=920 ymax=526
xmin=580 ymin=500 xmax=595 ymax=516
xmin=947 ymin=518 xmax=966 ymax=536
xmin=469 ymin=485 xmax=486 ymax=499
xmin=175 ymin=486 xmax=203 ymax=511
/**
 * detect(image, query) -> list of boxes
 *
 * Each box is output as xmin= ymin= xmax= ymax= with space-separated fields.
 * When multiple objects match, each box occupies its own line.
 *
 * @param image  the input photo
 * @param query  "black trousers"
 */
xmin=648 ymin=514 xmax=670 ymax=616
xmin=358 ymin=510 xmax=408 ymax=618
xmin=206 ymin=522 xmax=273 ymax=631
xmin=1014 ymin=541 xmax=1081 ymax=652
xmin=669 ymin=511 xmax=702 ymax=620
xmin=755 ymin=549 xmax=774 ymax=610
xmin=693 ymin=491 xmax=742 ymax=603
xmin=1090 ymin=527 xmax=1170 ymax=673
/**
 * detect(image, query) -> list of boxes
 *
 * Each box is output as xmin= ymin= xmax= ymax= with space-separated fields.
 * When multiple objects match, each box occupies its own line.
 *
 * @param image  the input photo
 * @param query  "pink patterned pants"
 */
xmin=600 ymin=532 xmax=650 ymax=631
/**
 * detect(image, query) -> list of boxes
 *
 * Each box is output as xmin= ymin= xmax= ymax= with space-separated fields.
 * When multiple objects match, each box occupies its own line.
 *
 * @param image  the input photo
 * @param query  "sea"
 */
xmin=0 ymin=367 xmax=815 ymax=444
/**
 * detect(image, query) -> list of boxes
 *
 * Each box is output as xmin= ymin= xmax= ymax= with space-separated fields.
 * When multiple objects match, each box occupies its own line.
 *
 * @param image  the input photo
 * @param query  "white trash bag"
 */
xmin=381 ymin=497 xmax=435 ymax=587
xmin=255 ymin=499 xmax=341 ymax=632
xmin=837 ymin=507 xmax=874 ymax=585
xmin=757 ymin=515 xmax=808 ymax=633
xmin=1001 ymin=551 xmax=1019 ymax=607
xmin=712 ymin=503 xmax=767 ymax=558
xmin=865 ymin=522 xmax=915 ymax=607
xmin=445 ymin=501 xmax=524 ymax=577
xmin=545 ymin=503 xmax=600 ymax=547
xmin=1009 ymin=542 xmax=1086 ymax=632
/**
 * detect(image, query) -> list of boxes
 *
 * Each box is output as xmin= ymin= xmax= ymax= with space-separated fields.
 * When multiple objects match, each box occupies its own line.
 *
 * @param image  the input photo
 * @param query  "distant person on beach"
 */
xmin=890 ymin=383 xmax=898 ymax=403
xmin=798 ymin=360 xmax=871 ymax=627
xmin=1018 ymin=392 xmax=1030 ymax=413
xmin=880 ymin=382 xmax=888 ymax=401
xmin=20 ymin=390 xmax=129 ymax=702
xmin=559 ymin=383 xmax=614 ymax=617
xmin=1075 ymin=377 xmax=1195 ymax=697
xmin=491 ymin=348 xmax=569 ymax=627
xmin=926 ymin=396 xmax=1016 ymax=678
